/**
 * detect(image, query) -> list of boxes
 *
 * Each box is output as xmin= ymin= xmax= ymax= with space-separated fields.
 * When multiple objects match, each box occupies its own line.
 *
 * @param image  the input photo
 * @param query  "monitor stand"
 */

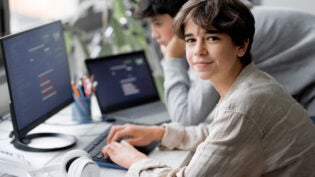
xmin=12 ymin=132 xmax=76 ymax=152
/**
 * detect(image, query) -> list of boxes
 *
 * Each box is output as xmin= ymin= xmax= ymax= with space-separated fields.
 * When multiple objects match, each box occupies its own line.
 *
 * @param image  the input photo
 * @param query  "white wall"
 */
xmin=262 ymin=0 xmax=315 ymax=15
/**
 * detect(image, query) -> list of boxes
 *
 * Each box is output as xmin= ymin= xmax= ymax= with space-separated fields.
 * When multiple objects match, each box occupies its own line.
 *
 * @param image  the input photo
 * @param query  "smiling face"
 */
xmin=184 ymin=19 xmax=247 ymax=85
xmin=147 ymin=14 xmax=174 ymax=46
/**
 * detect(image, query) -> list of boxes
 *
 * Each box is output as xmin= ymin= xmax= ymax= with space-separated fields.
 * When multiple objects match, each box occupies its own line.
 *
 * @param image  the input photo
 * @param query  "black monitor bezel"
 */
xmin=0 ymin=20 xmax=74 ymax=140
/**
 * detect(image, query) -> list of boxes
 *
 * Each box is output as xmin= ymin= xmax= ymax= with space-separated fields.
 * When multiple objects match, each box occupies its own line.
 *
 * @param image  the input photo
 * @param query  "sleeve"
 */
xmin=159 ymin=122 xmax=209 ymax=151
xmin=183 ymin=111 xmax=264 ymax=176
xmin=125 ymin=112 xmax=264 ymax=177
xmin=162 ymin=58 xmax=220 ymax=125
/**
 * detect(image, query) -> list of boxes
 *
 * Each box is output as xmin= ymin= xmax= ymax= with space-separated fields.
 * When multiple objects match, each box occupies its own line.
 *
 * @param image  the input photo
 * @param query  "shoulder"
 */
xmin=221 ymin=65 xmax=294 ymax=118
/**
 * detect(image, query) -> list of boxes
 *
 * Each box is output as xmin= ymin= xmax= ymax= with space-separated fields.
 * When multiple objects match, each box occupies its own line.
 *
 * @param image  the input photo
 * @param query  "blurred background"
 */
xmin=1 ymin=0 xmax=314 ymax=118
xmin=263 ymin=0 xmax=315 ymax=15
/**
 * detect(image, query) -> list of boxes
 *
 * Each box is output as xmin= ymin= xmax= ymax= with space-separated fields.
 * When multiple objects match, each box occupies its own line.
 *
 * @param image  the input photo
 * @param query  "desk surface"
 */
xmin=0 ymin=99 xmax=192 ymax=177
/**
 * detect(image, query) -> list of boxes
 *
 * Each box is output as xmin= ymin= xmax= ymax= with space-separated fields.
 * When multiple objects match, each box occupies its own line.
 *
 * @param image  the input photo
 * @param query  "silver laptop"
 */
xmin=85 ymin=51 xmax=170 ymax=125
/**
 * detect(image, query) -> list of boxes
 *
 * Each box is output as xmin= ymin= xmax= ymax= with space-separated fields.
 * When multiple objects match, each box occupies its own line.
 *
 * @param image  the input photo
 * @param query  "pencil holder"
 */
xmin=72 ymin=96 xmax=92 ymax=123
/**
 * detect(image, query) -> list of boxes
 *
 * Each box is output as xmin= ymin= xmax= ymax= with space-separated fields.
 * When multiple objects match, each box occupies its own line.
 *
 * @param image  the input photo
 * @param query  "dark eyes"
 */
xmin=153 ymin=22 xmax=162 ymax=27
xmin=207 ymin=36 xmax=219 ymax=41
xmin=185 ymin=38 xmax=196 ymax=43
xmin=185 ymin=36 xmax=219 ymax=44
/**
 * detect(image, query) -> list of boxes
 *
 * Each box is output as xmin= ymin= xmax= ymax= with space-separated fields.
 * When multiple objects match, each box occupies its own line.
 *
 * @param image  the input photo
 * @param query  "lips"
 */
xmin=194 ymin=61 xmax=213 ymax=69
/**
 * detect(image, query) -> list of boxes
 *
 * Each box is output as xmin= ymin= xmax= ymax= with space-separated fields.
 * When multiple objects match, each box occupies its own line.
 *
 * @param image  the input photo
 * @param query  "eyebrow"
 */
xmin=150 ymin=16 xmax=162 ymax=22
xmin=184 ymin=29 xmax=222 ymax=38
xmin=150 ymin=17 xmax=158 ymax=21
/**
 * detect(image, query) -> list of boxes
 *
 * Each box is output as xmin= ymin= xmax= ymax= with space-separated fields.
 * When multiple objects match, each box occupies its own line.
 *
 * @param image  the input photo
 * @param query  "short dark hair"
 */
xmin=174 ymin=0 xmax=255 ymax=65
xmin=133 ymin=0 xmax=189 ymax=19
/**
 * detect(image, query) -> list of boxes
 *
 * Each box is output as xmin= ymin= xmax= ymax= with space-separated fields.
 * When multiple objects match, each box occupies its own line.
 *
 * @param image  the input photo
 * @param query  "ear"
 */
xmin=237 ymin=39 xmax=249 ymax=58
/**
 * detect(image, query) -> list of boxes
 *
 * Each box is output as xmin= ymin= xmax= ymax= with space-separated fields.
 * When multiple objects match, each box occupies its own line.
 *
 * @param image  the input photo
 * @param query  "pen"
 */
xmin=77 ymin=84 xmax=85 ymax=97
xmin=71 ymin=82 xmax=80 ymax=97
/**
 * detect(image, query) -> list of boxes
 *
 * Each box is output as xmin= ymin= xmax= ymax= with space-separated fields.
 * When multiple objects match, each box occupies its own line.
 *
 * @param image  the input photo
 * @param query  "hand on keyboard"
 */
xmin=106 ymin=124 xmax=165 ymax=147
xmin=84 ymin=126 xmax=159 ymax=170
xmin=101 ymin=140 xmax=149 ymax=169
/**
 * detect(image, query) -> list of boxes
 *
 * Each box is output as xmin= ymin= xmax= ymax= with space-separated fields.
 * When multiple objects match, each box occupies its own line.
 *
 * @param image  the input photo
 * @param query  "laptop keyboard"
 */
xmin=130 ymin=103 xmax=166 ymax=116
xmin=84 ymin=127 xmax=158 ymax=170
xmin=114 ymin=102 xmax=167 ymax=118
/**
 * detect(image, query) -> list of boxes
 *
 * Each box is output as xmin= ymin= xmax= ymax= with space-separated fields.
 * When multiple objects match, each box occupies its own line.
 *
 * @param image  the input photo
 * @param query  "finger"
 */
xmin=111 ymin=130 xmax=131 ymax=143
xmin=110 ymin=125 xmax=136 ymax=142
xmin=101 ymin=145 xmax=111 ymax=158
xmin=107 ymin=125 xmax=124 ymax=143
xmin=102 ymin=142 xmax=121 ymax=156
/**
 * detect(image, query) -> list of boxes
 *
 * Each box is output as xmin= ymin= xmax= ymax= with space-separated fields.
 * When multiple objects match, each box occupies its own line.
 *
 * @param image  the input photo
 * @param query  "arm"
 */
xmin=106 ymin=124 xmax=165 ymax=146
xmin=102 ymin=122 xmax=209 ymax=169
xmin=126 ymin=112 xmax=264 ymax=177
xmin=103 ymin=122 xmax=209 ymax=153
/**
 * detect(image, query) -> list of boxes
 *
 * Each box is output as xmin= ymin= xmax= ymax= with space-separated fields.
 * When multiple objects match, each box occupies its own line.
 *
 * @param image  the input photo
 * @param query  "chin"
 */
xmin=197 ymin=73 xmax=211 ymax=80
xmin=158 ymin=41 xmax=166 ymax=46
xmin=194 ymin=69 xmax=211 ymax=80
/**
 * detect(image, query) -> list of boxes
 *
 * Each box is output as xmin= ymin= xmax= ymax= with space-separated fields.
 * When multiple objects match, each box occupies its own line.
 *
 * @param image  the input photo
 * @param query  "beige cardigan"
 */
xmin=126 ymin=64 xmax=315 ymax=177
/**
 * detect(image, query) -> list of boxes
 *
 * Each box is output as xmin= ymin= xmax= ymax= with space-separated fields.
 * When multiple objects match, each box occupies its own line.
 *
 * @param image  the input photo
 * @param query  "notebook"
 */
xmin=85 ymin=50 xmax=170 ymax=125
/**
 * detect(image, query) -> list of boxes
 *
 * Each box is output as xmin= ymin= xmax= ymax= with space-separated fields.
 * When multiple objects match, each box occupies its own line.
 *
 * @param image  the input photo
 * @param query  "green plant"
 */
xmin=100 ymin=0 xmax=149 ymax=56
xmin=64 ymin=0 xmax=165 ymax=99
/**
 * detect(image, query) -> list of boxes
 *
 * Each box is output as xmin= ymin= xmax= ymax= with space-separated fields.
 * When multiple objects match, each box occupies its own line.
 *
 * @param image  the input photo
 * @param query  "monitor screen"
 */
xmin=85 ymin=51 xmax=160 ymax=113
xmin=1 ymin=21 xmax=73 ymax=138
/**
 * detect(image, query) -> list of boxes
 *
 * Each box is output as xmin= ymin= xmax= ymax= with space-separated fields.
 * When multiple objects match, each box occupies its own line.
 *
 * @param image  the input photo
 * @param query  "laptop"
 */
xmin=85 ymin=50 xmax=170 ymax=125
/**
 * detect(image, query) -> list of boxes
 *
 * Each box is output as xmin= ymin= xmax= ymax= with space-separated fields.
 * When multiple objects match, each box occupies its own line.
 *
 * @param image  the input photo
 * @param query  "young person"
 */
xmin=102 ymin=0 xmax=315 ymax=176
xmin=134 ymin=0 xmax=315 ymax=126
xmin=133 ymin=0 xmax=219 ymax=126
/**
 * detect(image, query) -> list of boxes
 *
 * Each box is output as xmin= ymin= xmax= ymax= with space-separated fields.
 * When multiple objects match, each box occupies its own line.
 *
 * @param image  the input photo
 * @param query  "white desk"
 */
xmin=0 ymin=100 xmax=192 ymax=177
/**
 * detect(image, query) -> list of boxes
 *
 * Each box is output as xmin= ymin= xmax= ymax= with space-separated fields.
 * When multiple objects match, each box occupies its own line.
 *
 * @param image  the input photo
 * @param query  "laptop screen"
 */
xmin=85 ymin=51 xmax=160 ymax=114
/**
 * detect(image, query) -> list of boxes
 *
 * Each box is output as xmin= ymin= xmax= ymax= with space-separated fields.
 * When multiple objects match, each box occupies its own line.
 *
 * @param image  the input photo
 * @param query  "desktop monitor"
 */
xmin=0 ymin=21 xmax=76 ymax=152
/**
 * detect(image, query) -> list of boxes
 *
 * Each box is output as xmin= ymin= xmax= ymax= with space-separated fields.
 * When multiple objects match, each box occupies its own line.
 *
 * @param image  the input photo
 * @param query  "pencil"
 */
xmin=71 ymin=82 xmax=80 ymax=97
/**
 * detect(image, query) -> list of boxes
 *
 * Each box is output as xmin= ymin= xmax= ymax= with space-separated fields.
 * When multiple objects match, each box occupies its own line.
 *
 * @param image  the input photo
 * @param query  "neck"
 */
xmin=211 ymin=63 xmax=245 ymax=99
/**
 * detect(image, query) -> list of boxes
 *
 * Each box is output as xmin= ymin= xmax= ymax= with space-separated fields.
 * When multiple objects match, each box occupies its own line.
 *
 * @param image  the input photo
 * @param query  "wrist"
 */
xmin=153 ymin=126 xmax=165 ymax=142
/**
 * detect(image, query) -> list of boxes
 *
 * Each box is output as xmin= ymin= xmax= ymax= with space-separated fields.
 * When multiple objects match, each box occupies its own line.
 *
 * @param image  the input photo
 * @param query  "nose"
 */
xmin=194 ymin=40 xmax=207 ymax=56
